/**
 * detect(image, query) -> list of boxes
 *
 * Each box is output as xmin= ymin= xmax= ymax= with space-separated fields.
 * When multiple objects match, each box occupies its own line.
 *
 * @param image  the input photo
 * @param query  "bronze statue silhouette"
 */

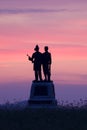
xmin=27 ymin=45 xmax=42 ymax=81
xmin=42 ymin=46 xmax=52 ymax=81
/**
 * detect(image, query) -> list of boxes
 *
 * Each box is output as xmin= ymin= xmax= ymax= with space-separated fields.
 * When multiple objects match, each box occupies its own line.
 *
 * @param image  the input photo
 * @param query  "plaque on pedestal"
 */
xmin=28 ymin=81 xmax=57 ymax=108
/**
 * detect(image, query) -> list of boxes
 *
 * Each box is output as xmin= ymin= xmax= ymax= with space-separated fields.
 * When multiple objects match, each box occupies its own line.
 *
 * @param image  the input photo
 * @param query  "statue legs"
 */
xmin=34 ymin=70 xmax=42 ymax=81
xmin=35 ymin=71 xmax=38 ymax=81
xmin=43 ymin=64 xmax=51 ymax=81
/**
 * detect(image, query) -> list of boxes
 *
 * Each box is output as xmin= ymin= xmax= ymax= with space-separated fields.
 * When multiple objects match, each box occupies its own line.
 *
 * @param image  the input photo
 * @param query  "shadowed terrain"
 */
xmin=0 ymin=106 xmax=87 ymax=130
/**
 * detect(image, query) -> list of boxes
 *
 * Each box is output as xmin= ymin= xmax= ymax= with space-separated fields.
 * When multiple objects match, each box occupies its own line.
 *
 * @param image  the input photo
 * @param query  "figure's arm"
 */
xmin=49 ymin=53 xmax=52 ymax=64
xmin=31 ymin=53 xmax=35 ymax=63
xmin=48 ymin=53 xmax=52 ymax=72
xmin=27 ymin=54 xmax=32 ymax=61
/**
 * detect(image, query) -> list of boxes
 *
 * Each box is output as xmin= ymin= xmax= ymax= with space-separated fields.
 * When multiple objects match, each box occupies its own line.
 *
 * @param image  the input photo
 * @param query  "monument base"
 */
xmin=28 ymin=81 xmax=57 ymax=108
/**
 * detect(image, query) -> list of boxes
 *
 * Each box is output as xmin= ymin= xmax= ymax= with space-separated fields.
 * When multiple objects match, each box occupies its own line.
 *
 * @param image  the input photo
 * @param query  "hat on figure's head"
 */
xmin=34 ymin=45 xmax=39 ymax=51
xmin=44 ymin=46 xmax=48 ymax=51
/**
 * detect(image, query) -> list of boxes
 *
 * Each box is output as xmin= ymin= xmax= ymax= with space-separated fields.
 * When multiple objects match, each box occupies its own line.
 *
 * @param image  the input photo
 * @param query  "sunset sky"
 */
xmin=0 ymin=0 xmax=87 ymax=103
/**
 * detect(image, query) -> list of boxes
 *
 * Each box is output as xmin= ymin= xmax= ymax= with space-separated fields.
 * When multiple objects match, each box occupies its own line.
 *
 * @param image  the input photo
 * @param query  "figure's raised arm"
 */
xmin=27 ymin=54 xmax=32 ymax=61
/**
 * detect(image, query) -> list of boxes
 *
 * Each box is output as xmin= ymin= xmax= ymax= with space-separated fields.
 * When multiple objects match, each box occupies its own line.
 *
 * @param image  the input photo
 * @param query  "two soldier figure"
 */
xmin=27 ymin=45 xmax=52 ymax=82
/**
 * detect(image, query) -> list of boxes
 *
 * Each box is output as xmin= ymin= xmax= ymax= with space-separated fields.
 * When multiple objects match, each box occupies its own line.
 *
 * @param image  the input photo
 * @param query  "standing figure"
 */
xmin=27 ymin=45 xmax=42 ymax=81
xmin=42 ymin=46 xmax=52 ymax=81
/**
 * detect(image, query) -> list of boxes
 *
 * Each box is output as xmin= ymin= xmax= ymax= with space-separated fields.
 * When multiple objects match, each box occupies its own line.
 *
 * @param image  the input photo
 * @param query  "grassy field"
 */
xmin=0 ymin=107 xmax=87 ymax=130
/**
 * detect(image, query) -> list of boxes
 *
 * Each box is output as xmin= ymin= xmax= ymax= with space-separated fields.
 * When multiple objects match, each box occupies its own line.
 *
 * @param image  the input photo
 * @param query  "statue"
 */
xmin=42 ymin=46 xmax=52 ymax=81
xmin=27 ymin=45 xmax=42 ymax=81
xmin=27 ymin=45 xmax=52 ymax=81
xmin=28 ymin=45 xmax=57 ymax=107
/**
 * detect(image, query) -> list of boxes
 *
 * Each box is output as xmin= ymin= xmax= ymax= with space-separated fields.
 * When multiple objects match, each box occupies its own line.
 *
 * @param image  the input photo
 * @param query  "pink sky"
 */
xmin=0 ymin=0 xmax=87 ymax=103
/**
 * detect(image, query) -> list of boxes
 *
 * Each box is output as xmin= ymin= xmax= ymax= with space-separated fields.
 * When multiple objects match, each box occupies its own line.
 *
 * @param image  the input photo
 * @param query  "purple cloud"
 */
xmin=0 ymin=8 xmax=80 ymax=15
xmin=79 ymin=74 xmax=87 ymax=80
xmin=59 ymin=73 xmax=87 ymax=80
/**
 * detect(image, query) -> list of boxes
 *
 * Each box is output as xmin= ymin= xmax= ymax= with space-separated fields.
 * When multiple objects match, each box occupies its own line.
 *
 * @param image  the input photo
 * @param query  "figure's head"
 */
xmin=44 ymin=46 xmax=48 ymax=52
xmin=34 ymin=45 xmax=39 ymax=51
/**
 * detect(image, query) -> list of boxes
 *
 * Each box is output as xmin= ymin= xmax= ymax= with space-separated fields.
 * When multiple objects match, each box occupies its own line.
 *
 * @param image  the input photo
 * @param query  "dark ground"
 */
xmin=0 ymin=107 xmax=87 ymax=130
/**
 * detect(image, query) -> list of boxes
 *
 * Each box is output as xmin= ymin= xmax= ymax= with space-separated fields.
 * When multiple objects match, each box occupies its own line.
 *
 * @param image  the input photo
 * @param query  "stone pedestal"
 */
xmin=28 ymin=81 xmax=57 ymax=108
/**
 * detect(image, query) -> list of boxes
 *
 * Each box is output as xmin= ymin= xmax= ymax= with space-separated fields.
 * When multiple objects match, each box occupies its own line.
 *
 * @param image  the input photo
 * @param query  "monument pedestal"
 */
xmin=28 ymin=81 xmax=57 ymax=108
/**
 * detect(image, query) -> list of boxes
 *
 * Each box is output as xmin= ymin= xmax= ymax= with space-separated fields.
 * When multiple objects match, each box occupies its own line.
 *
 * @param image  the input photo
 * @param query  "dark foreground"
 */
xmin=0 ymin=107 xmax=87 ymax=130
